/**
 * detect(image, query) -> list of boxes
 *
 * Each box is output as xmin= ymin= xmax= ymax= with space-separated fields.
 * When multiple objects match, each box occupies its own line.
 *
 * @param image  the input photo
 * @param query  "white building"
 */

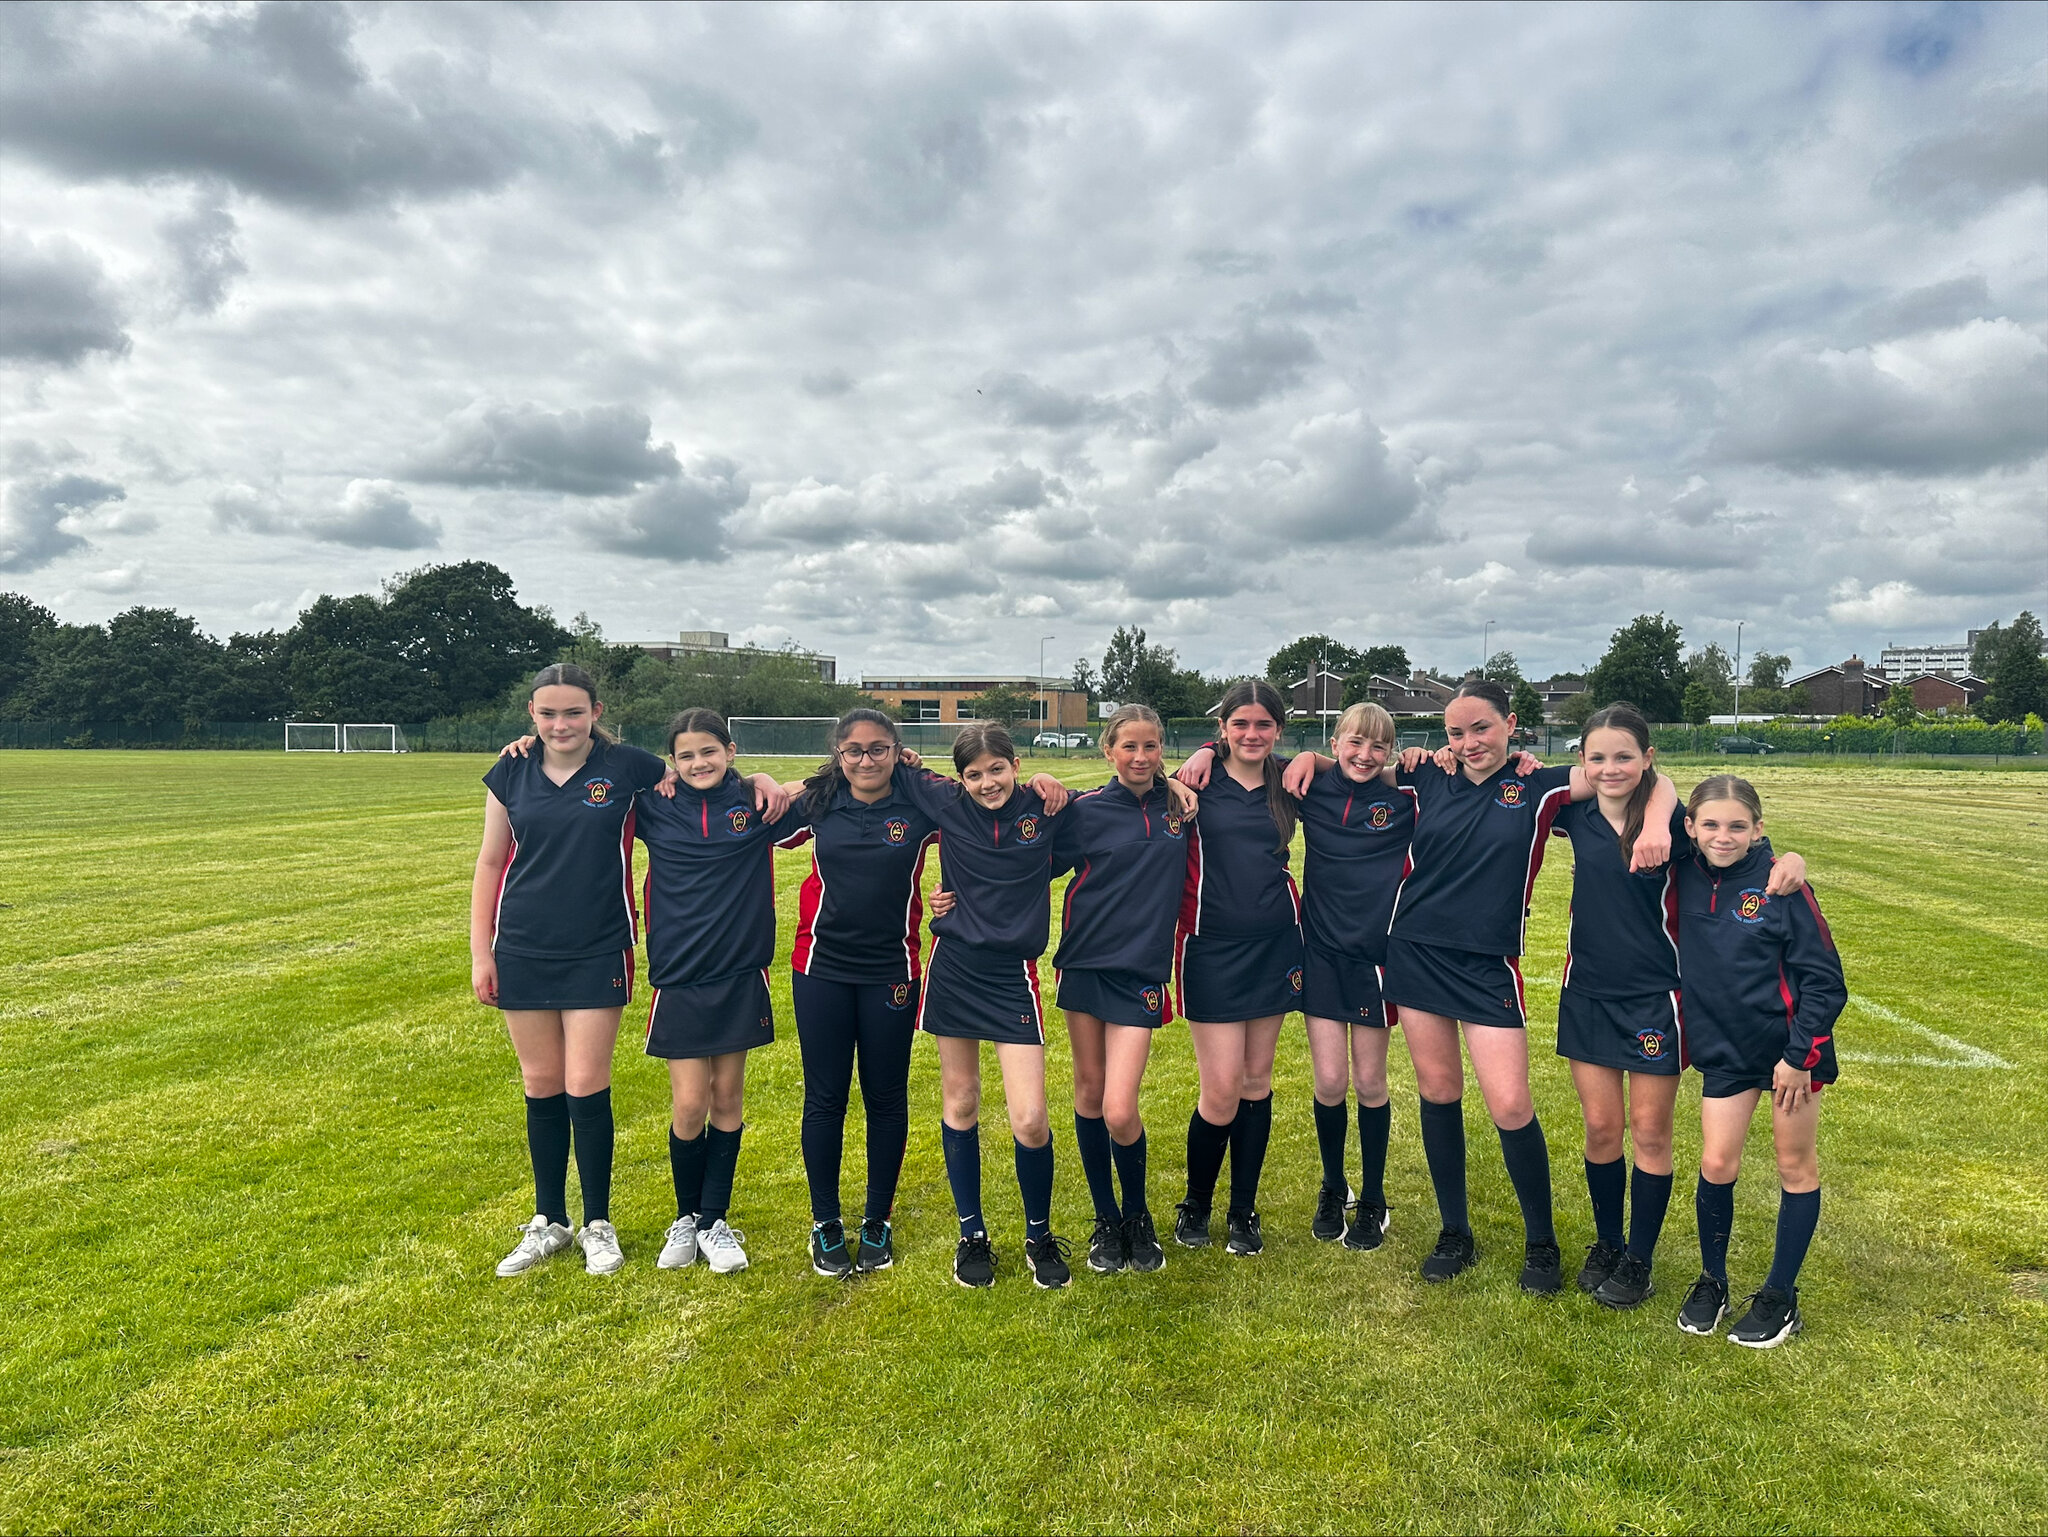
xmin=1878 ymin=631 xmax=1986 ymax=678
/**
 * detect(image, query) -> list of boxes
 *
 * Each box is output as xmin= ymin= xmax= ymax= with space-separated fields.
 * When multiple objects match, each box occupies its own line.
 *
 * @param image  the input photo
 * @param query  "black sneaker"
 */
xmin=1312 ymin=1182 xmax=1349 ymax=1241
xmin=1593 ymin=1250 xmax=1655 ymax=1310
xmin=853 ymin=1218 xmax=893 ymax=1273
xmin=1025 ymin=1233 xmax=1073 ymax=1289
xmin=810 ymin=1219 xmax=853 ymax=1279
xmin=1225 ymin=1208 xmax=1264 ymax=1257
xmin=1343 ymin=1201 xmax=1390 ymax=1252
xmin=1520 ymin=1238 xmax=1564 ymax=1295
xmin=1677 ymin=1272 xmax=1730 ymax=1335
xmin=1577 ymin=1239 xmax=1625 ymax=1294
xmin=1420 ymin=1228 xmax=1478 ymax=1282
xmin=1173 ymin=1200 xmax=1212 ymax=1248
xmin=953 ymin=1232 xmax=996 ymax=1288
xmin=1727 ymin=1286 xmax=1802 ymax=1348
xmin=1124 ymin=1210 xmax=1165 ymax=1273
xmin=1086 ymin=1215 xmax=1127 ymax=1274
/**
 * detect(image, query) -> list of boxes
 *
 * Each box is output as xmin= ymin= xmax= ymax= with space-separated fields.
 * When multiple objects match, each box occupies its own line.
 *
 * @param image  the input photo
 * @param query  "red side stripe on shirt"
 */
xmin=791 ymin=854 xmax=825 ymax=974
xmin=901 ymin=831 xmax=940 ymax=983
xmin=619 ymin=806 xmax=640 ymax=942
xmin=1178 ymin=823 xmax=1205 ymax=939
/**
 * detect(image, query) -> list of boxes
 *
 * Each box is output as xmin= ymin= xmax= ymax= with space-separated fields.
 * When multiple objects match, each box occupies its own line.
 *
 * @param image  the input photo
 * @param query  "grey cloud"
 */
xmin=159 ymin=195 xmax=246 ymax=315
xmin=1853 ymin=276 xmax=1991 ymax=341
xmin=801 ymin=368 xmax=856 ymax=398
xmin=1189 ymin=322 xmax=1319 ymax=410
xmin=1265 ymin=413 xmax=1427 ymax=544
xmin=209 ymin=483 xmax=292 ymax=536
xmin=0 ymin=4 xmax=535 ymax=211
xmin=979 ymin=372 xmax=1122 ymax=431
xmin=0 ymin=228 xmax=130 ymax=365
xmin=856 ymin=103 xmax=998 ymax=230
xmin=1877 ymin=88 xmax=2048 ymax=216
xmin=0 ymin=472 xmax=123 ymax=572
xmin=405 ymin=402 xmax=682 ymax=495
xmin=307 ymin=480 xmax=439 ymax=550
xmin=1524 ymin=520 xmax=1749 ymax=571
xmin=1188 ymin=248 xmax=1273 ymax=277
xmin=1668 ymin=480 xmax=1727 ymax=525
xmin=1254 ymin=286 xmax=1358 ymax=318
xmin=584 ymin=457 xmax=747 ymax=561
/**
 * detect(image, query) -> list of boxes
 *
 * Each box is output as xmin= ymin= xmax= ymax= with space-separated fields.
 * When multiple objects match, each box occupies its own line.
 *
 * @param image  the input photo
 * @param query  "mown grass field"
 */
xmin=2 ymin=750 xmax=2045 ymax=1535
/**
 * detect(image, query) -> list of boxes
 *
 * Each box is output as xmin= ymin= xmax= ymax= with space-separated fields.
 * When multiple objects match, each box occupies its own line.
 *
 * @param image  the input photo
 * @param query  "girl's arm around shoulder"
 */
xmin=1627 ymin=773 xmax=1678 ymax=872
xmin=1281 ymin=751 xmax=1326 ymax=796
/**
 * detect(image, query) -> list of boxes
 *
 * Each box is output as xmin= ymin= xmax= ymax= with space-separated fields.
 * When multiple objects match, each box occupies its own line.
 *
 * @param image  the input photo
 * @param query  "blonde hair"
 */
xmin=1330 ymin=701 xmax=1395 ymax=747
xmin=1100 ymin=702 xmax=1164 ymax=751
xmin=1687 ymin=773 xmax=1763 ymax=822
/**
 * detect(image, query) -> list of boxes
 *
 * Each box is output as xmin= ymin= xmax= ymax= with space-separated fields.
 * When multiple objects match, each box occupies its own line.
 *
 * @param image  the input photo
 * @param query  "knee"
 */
xmin=709 ymin=1085 xmax=745 ymax=1125
xmin=1630 ymin=1122 xmax=1673 ymax=1167
xmin=520 ymin=1068 xmax=565 ymax=1098
xmin=1072 ymin=1076 xmax=1105 ymax=1120
xmin=1011 ymin=1107 xmax=1050 ymax=1147
xmin=1104 ymin=1102 xmax=1144 ymax=1143
xmin=1700 ymin=1148 xmax=1742 ymax=1185
xmin=1241 ymin=1068 xmax=1273 ymax=1101
xmin=1412 ymin=1060 xmax=1463 ymax=1104
xmin=1581 ymin=1106 xmax=1625 ymax=1154
xmin=1776 ymin=1147 xmax=1818 ymax=1189
xmin=1312 ymin=1063 xmax=1348 ymax=1103
xmin=562 ymin=1069 xmax=611 ymax=1099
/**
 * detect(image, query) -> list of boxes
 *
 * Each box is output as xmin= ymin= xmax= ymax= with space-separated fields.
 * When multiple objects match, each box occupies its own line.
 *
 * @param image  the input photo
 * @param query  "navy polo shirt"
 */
xmin=1297 ymin=763 xmax=1417 ymax=962
xmin=635 ymin=768 xmax=805 ymax=988
xmin=780 ymin=765 xmax=941 ymax=984
xmin=1388 ymin=760 xmax=1574 ymax=957
xmin=1050 ymin=778 xmax=1191 ymax=976
xmin=901 ymin=769 xmax=1056 ymax=958
xmin=1551 ymin=797 xmax=1681 ymax=997
xmin=1183 ymin=756 xmax=1301 ymax=938
xmin=482 ymin=739 xmax=669 ymax=958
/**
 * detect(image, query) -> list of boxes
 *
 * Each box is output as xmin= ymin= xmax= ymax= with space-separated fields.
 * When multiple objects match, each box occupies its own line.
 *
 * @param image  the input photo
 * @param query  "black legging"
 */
xmin=792 ymin=971 xmax=917 ymax=1224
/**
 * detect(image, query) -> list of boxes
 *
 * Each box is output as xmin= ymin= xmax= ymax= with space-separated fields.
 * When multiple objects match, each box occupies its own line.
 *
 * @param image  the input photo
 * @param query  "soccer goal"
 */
xmin=285 ymin=722 xmax=340 ymax=752
xmin=343 ymin=723 xmax=408 ymax=753
xmin=727 ymin=716 xmax=840 ymax=756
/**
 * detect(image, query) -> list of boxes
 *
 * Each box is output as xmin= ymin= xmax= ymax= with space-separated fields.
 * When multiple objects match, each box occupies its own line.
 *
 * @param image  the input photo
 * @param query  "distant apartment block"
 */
xmin=628 ymin=630 xmax=837 ymax=682
xmin=862 ymin=673 xmax=1090 ymax=728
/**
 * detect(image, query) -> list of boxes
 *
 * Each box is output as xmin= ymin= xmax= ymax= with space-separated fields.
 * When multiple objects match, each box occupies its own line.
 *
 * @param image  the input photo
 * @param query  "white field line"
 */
xmin=1837 ymin=996 xmax=2012 ymax=1069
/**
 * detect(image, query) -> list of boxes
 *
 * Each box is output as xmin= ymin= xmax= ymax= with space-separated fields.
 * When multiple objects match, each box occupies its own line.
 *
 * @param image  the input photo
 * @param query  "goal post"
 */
xmin=726 ymin=716 xmax=840 ymax=757
xmin=342 ymin=723 xmax=408 ymax=753
xmin=284 ymin=722 xmax=340 ymax=752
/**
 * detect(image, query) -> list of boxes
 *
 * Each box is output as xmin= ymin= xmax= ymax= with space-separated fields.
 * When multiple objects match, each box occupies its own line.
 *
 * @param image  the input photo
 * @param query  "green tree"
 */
xmin=281 ymin=594 xmax=429 ymax=720
xmin=0 ymin=592 xmax=58 ymax=715
xmin=1070 ymin=657 xmax=1097 ymax=699
xmin=1100 ymin=626 xmax=1190 ymax=712
xmin=1970 ymin=622 xmax=2006 ymax=679
xmin=1681 ymin=679 xmax=1717 ymax=726
xmin=1509 ymin=677 xmax=1544 ymax=734
xmin=1882 ymin=681 xmax=1919 ymax=726
xmin=1356 ymin=644 xmax=1410 ymax=682
xmin=959 ymin=683 xmax=1040 ymax=727
xmin=1264 ymin=634 xmax=1364 ymax=686
xmin=1747 ymin=651 xmax=1791 ymax=690
xmin=1482 ymin=650 xmax=1523 ymax=683
xmin=1983 ymin=611 xmax=2046 ymax=723
xmin=382 ymin=561 xmax=569 ymax=718
xmin=1557 ymin=687 xmax=1598 ymax=731
xmin=1588 ymin=614 xmax=1686 ymax=722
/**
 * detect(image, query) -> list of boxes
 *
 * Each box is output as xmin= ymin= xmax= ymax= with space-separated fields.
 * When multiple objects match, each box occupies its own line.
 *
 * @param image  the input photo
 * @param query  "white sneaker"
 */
xmin=699 ymin=1218 xmax=749 ymax=1274
xmin=658 ymin=1214 xmax=700 ymax=1269
xmin=577 ymin=1218 xmax=626 ymax=1275
xmin=496 ymin=1214 xmax=574 ymax=1277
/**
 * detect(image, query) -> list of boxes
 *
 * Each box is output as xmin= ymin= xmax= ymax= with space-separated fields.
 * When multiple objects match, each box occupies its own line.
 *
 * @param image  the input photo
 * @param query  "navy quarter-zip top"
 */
xmin=1051 ymin=778 xmax=1191 ymax=975
xmin=1675 ymin=840 xmax=1845 ymax=1078
xmin=900 ymin=769 xmax=1057 ymax=957
xmin=635 ymin=768 xmax=806 ymax=987
xmin=779 ymin=764 xmax=941 ymax=983
xmin=1388 ymin=760 xmax=1574 ymax=956
xmin=1297 ymin=762 xmax=1417 ymax=961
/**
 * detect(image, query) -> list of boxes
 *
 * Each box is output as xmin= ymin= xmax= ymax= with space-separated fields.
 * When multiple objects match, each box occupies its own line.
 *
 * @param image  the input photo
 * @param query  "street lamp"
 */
xmin=1039 ymin=634 xmax=1056 ymax=738
xmin=1481 ymin=620 xmax=1496 ymax=677
xmin=1732 ymin=620 xmax=1745 ymax=737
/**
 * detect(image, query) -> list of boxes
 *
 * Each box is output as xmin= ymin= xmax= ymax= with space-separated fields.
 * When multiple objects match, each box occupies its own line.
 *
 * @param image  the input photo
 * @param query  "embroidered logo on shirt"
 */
xmin=727 ymin=808 xmax=750 ymax=836
xmin=1015 ymin=815 xmax=1041 ymax=843
xmin=884 ymin=818 xmax=909 ymax=844
xmin=1163 ymin=813 xmax=1185 ymax=838
xmin=584 ymin=778 xmax=615 ymax=807
xmin=1636 ymin=1029 xmax=1667 ymax=1059
xmin=1494 ymin=780 xmax=1526 ymax=808
xmin=1368 ymin=803 xmax=1394 ymax=829
xmin=1735 ymin=889 xmax=1769 ymax=923
xmin=885 ymin=982 xmax=913 ymax=1009
xmin=1287 ymin=966 xmax=1304 ymax=994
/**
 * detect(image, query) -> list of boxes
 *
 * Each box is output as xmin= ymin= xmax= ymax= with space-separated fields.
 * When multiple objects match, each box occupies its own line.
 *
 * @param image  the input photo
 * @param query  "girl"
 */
xmin=779 ymin=708 xmax=941 ymax=1279
xmin=1049 ymin=705 xmax=1198 ymax=1276
xmin=635 ymin=710 xmax=805 ymax=1278
xmin=1673 ymin=775 xmax=1845 ymax=1348
xmin=1169 ymin=679 xmax=1304 ymax=1258
xmin=900 ymin=724 xmax=1079 ymax=1289
xmin=1552 ymin=706 xmax=1806 ymax=1310
xmin=472 ymin=664 xmax=672 ymax=1278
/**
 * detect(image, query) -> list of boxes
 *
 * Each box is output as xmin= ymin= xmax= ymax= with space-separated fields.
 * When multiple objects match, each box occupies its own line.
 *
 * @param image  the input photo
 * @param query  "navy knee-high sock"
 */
xmin=1357 ymin=1101 xmax=1391 ymax=1208
xmin=1418 ymin=1098 xmax=1469 ymax=1234
xmin=942 ymin=1122 xmax=984 ymax=1239
xmin=1228 ymin=1095 xmax=1273 ymax=1215
xmin=1585 ymin=1156 xmax=1627 ymax=1247
xmin=1628 ymin=1169 xmax=1674 ymax=1262
xmin=1111 ymin=1130 xmax=1149 ymax=1216
xmin=1074 ymin=1113 xmax=1120 ymax=1222
xmin=1185 ymin=1108 xmax=1232 ymax=1207
xmin=699 ymin=1125 xmax=743 ymax=1226
xmin=1313 ymin=1097 xmax=1348 ymax=1192
xmin=564 ymin=1088 xmax=614 ymax=1224
xmin=1697 ymin=1175 xmax=1736 ymax=1282
xmin=669 ymin=1126 xmax=708 ymax=1221
xmin=1497 ymin=1116 xmax=1556 ymax=1245
xmin=1016 ymin=1138 xmax=1055 ymax=1241
xmin=525 ymin=1093 xmax=571 ymax=1227
xmin=1764 ymin=1187 xmax=1820 ymax=1294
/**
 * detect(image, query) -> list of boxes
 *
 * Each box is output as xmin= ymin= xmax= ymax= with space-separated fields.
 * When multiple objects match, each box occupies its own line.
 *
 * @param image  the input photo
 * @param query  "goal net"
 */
xmin=727 ymin=717 xmax=841 ymax=756
xmin=285 ymin=722 xmax=340 ymax=752
xmin=343 ymin=723 xmax=408 ymax=753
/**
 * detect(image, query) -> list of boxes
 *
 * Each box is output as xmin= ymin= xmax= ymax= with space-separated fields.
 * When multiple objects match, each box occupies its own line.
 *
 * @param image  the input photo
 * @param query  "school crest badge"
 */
xmin=1141 ymin=986 xmax=1163 ymax=1015
xmin=1164 ymin=813 xmax=1185 ymax=838
xmin=886 ymin=982 xmax=913 ymax=1009
xmin=583 ymin=778 xmax=615 ymax=807
xmin=1636 ymin=1029 xmax=1666 ymax=1059
xmin=1287 ymin=966 xmax=1304 ymax=994
xmin=1016 ymin=815 xmax=1041 ymax=843
xmin=1735 ymin=889 xmax=1769 ymax=924
xmin=1368 ymin=803 xmax=1393 ymax=829
xmin=1494 ymin=780 xmax=1526 ymax=809
xmin=885 ymin=818 xmax=909 ymax=844
xmin=727 ymin=808 xmax=750 ymax=836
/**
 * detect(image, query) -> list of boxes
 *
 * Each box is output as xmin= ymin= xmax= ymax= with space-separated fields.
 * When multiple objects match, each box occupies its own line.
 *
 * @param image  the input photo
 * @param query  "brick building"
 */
xmin=1787 ymin=656 xmax=1888 ymax=717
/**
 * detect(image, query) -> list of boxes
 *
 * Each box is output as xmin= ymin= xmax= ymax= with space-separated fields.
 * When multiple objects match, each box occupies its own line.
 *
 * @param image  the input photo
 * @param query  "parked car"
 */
xmin=1033 ymin=731 xmax=1092 ymax=748
xmin=1718 ymin=736 xmax=1776 ymax=755
xmin=1566 ymin=736 xmax=1582 ymax=753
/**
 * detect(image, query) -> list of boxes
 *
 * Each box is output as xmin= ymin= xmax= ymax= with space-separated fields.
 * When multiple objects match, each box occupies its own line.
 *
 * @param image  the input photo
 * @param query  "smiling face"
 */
xmin=1580 ymin=724 xmax=1651 ymax=803
xmin=670 ymin=729 xmax=735 ymax=790
xmin=1104 ymin=720 xmax=1164 ymax=792
xmin=528 ymin=683 xmax=600 ymax=754
xmin=1687 ymin=797 xmax=1764 ymax=867
xmin=1331 ymin=728 xmax=1391 ymax=783
xmin=959 ymin=750 xmax=1019 ymax=809
xmin=1444 ymin=695 xmax=1514 ymax=778
xmin=835 ymin=720 xmax=899 ymax=797
xmin=1221 ymin=702 xmax=1280 ymax=765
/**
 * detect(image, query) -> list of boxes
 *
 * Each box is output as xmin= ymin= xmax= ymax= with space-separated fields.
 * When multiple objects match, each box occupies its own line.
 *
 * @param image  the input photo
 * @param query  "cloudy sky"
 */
xmin=3 ymin=1 xmax=2044 ymax=683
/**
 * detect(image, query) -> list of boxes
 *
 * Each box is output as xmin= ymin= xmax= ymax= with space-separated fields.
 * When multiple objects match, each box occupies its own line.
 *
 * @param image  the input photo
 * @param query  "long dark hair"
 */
xmin=800 ymin=707 xmax=901 ymax=815
xmin=663 ymin=707 xmax=733 ymax=756
xmin=1450 ymin=676 xmax=1513 ymax=719
xmin=529 ymin=662 xmax=616 ymax=744
xmin=1214 ymin=678 xmax=1296 ymax=852
xmin=1579 ymin=702 xmax=1656 ymax=863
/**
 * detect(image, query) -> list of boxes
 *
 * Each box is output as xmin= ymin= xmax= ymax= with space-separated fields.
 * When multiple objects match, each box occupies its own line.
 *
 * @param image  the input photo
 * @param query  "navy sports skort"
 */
xmin=917 ymin=937 xmax=1046 ymax=1045
xmin=1555 ymin=987 xmax=1681 ymax=1074
xmin=1697 ymin=1041 xmax=1839 ymax=1099
xmin=1176 ymin=927 xmax=1305 ymax=1023
xmin=645 ymin=968 xmax=775 ymax=1059
xmin=1381 ymin=936 xmax=1524 ymax=1028
xmin=1301 ymin=941 xmax=1395 ymax=1028
xmin=1056 ymin=966 xmax=1172 ymax=1029
xmin=493 ymin=947 xmax=633 ymax=1011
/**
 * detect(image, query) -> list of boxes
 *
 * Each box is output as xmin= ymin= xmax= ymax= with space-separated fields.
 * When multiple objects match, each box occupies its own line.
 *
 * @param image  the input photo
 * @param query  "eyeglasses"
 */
xmin=837 ymin=742 xmax=897 ymax=763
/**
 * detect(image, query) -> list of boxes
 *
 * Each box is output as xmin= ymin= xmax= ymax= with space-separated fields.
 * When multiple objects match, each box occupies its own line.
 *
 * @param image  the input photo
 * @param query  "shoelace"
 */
xmin=816 ymin=1221 xmax=846 ymax=1252
xmin=706 ymin=1224 xmax=746 ymax=1248
xmin=1126 ymin=1213 xmax=1158 ymax=1245
xmin=959 ymin=1235 xmax=996 ymax=1269
xmin=1090 ymin=1216 xmax=1122 ymax=1246
xmin=860 ymin=1221 xmax=889 ymax=1248
xmin=1030 ymin=1233 xmax=1073 ymax=1262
